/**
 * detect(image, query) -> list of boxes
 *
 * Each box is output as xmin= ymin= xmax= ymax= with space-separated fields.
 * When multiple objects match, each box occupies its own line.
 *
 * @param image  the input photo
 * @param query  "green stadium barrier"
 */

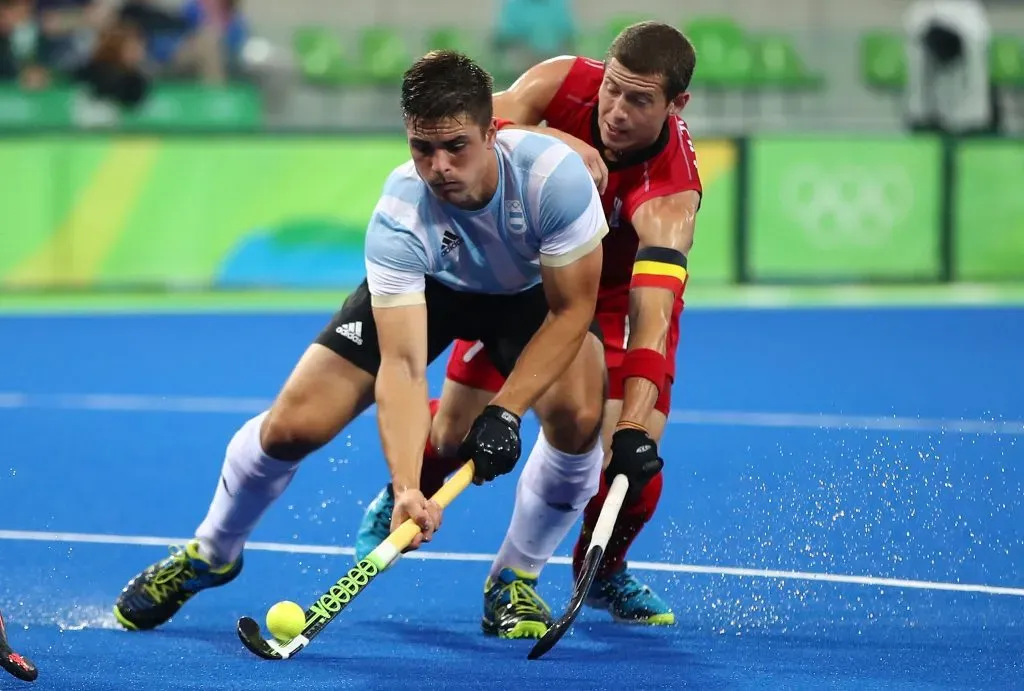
xmin=0 ymin=136 xmax=738 ymax=290
xmin=954 ymin=140 xmax=1024 ymax=280
xmin=0 ymin=88 xmax=74 ymax=127
xmin=7 ymin=131 xmax=1020 ymax=290
xmin=746 ymin=136 xmax=943 ymax=281
xmin=0 ymin=136 xmax=398 ymax=289
xmin=0 ymin=84 xmax=262 ymax=130
xmin=687 ymin=139 xmax=737 ymax=284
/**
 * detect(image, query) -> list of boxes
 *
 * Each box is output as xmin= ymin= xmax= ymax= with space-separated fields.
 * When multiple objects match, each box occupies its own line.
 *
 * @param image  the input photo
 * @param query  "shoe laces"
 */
xmin=142 ymin=546 xmax=195 ymax=604
xmin=502 ymin=579 xmax=548 ymax=617
xmin=606 ymin=570 xmax=647 ymax=601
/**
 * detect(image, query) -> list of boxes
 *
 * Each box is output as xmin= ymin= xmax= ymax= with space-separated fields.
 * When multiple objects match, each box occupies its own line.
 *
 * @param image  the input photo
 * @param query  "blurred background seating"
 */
xmin=1 ymin=0 xmax=1021 ymax=292
xmin=0 ymin=0 xmax=1020 ymax=133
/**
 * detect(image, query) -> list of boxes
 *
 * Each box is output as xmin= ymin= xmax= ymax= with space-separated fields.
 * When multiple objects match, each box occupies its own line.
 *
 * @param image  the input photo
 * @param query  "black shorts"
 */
xmin=315 ymin=277 xmax=602 ymax=378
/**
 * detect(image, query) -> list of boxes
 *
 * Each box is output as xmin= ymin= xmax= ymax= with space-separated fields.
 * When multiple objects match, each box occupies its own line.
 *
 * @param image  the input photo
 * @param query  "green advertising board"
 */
xmin=954 ymin=140 xmax=1024 ymax=280
xmin=0 ymin=136 xmax=407 ymax=290
xmin=0 ymin=136 xmax=738 ymax=290
xmin=0 ymin=84 xmax=262 ymax=131
xmin=747 ymin=136 xmax=943 ymax=281
xmin=687 ymin=139 xmax=736 ymax=284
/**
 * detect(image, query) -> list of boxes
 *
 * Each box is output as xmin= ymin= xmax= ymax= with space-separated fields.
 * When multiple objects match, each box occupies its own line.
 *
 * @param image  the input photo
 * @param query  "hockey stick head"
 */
xmin=0 ymin=647 xmax=37 ymax=683
xmin=237 ymin=616 xmax=307 ymax=660
xmin=0 ymin=610 xmax=38 ymax=682
xmin=527 ymin=622 xmax=568 ymax=660
xmin=527 ymin=544 xmax=604 ymax=660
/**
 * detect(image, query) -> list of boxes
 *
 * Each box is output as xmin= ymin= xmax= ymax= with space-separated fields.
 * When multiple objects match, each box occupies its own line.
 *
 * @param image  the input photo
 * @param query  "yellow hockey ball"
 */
xmin=266 ymin=600 xmax=305 ymax=642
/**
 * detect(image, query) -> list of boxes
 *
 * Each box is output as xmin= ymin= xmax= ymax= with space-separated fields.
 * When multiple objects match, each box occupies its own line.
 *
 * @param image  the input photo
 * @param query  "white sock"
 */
xmin=489 ymin=430 xmax=602 ymax=581
xmin=194 ymin=412 xmax=299 ymax=566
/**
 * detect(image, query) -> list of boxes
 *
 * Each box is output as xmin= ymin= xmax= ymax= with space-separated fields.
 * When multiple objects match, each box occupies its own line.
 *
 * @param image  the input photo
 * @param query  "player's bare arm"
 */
xmin=489 ymin=240 xmax=604 ymax=418
xmin=494 ymin=55 xmax=575 ymax=124
xmin=373 ymin=298 xmax=441 ymax=546
xmin=617 ymin=190 xmax=699 ymax=430
xmin=373 ymin=299 xmax=431 ymax=492
xmin=494 ymin=57 xmax=610 ymax=192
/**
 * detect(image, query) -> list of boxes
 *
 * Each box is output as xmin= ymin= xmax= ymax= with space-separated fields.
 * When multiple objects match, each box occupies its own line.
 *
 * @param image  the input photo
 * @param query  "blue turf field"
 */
xmin=1 ymin=305 xmax=1022 ymax=689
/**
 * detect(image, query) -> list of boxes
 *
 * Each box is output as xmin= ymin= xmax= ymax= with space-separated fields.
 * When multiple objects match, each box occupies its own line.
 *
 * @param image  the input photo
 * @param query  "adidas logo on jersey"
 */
xmin=441 ymin=230 xmax=462 ymax=257
xmin=336 ymin=321 xmax=363 ymax=345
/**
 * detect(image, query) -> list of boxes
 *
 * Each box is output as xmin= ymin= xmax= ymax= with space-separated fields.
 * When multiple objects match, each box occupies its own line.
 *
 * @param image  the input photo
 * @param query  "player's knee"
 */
xmin=539 ymin=398 xmax=604 ymax=455
xmin=260 ymin=400 xmax=334 ymax=462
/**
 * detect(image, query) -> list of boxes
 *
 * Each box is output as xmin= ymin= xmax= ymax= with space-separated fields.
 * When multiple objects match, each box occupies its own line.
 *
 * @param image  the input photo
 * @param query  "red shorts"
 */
xmin=444 ymin=286 xmax=684 ymax=415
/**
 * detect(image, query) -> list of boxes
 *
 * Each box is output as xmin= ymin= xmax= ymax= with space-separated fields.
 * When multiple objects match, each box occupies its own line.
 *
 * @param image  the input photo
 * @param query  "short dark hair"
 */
xmin=400 ymin=50 xmax=494 ymax=130
xmin=607 ymin=21 xmax=697 ymax=98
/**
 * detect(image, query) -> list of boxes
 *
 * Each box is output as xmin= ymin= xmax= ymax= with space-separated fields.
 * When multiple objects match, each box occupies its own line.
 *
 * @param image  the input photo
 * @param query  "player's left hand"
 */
xmin=458 ymin=405 xmax=522 ymax=484
xmin=391 ymin=488 xmax=443 ymax=552
xmin=606 ymin=426 xmax=664 ymax=502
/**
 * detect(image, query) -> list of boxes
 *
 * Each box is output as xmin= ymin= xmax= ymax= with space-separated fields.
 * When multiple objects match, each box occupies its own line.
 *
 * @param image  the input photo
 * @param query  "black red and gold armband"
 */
xmin=494 ymin=118 xmax=515 ymax=130
xmin=630 ymin=247 xmax=688 ymax=300
xmin=619 ymin=347 xmax=668 ymax=393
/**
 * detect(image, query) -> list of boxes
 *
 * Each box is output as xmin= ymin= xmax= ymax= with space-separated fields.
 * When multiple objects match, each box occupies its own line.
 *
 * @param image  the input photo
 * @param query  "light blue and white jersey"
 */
xmin=364 ymin=129 xmax=608 ymax=307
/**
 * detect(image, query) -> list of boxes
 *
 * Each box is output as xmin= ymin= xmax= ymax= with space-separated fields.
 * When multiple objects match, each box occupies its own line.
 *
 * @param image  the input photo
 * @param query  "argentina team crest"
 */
xmin=505 ymin=200 xmax=526 ymax=234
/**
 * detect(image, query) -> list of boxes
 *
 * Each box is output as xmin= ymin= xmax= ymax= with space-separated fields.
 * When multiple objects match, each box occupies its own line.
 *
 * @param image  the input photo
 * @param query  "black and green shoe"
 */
xmin=113 ymin=540 xmax=242 ymax=631
xmin=482 ymin=567 xmax=552 ymax=639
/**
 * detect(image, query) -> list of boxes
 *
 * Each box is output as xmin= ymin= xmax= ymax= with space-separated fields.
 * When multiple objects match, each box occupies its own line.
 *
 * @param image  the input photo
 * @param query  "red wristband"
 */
xmin=619 ymin=348 xmax=668 ymax=393
xmin=494 ymin=117 xmax=515 ymax=130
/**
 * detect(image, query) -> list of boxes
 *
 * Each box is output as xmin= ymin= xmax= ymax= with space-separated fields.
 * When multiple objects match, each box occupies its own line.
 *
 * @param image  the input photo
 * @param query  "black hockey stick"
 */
xmin=528 ymin=474 xmax=629 ymax=660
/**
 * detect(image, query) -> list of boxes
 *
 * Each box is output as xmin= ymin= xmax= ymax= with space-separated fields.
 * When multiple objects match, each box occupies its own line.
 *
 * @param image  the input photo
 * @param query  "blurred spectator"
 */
xmin=0 ymin=0 xmax=50 ymax=89
xmin=34 ymin=0 xmax=102 ymax=73
xmin=183 ymin=0 xmax=246 ymax=75
xmin=71 ymin=17 xmax=147 ymax=108
xmin=493 ymin=0 xmax=575 ymax=75
xmin=118 ymin=0 xmax=246 ymax=84
xmin=904 ymin=0 xmax=1000 ymax=134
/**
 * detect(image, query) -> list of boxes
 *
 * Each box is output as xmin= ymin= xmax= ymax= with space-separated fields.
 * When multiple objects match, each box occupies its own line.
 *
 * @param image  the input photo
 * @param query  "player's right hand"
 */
xmin=458 ymin=405 xmax=522 ymax=484
xmin=391 ymin=488 xmax=443 ymax=552
xmin=606 ymin=426 xmax=664 ymax=503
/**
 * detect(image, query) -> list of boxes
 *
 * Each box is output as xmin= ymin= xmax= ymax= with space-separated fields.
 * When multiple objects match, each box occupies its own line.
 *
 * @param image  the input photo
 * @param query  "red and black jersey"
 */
xmin=541 ymin=57 xmax=702 ymax=290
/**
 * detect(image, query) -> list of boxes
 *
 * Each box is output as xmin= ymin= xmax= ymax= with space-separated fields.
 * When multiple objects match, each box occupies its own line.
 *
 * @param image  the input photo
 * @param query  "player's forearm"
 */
xmin=375 ymin=360 xmax=431 ymax=493
xmin=617 ymin=287 xmax=675 ymax=429
xmin=490 ymin=308 xmax=593 ymax=417
xmin=617 ymin=242 xmax=689 ymax=430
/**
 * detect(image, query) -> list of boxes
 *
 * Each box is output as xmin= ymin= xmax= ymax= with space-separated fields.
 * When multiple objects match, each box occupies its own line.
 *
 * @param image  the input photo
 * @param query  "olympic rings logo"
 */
xmin=779 ymin=164 xmax=916 ymax=248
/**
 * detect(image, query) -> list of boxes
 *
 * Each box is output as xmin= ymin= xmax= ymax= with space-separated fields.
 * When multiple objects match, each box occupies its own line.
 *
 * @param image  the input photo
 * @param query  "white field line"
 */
xmin=1 ymin=392 xmax=1022 ymax=435
xmin=1 ymin=529 xmax=1022 ymax=598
